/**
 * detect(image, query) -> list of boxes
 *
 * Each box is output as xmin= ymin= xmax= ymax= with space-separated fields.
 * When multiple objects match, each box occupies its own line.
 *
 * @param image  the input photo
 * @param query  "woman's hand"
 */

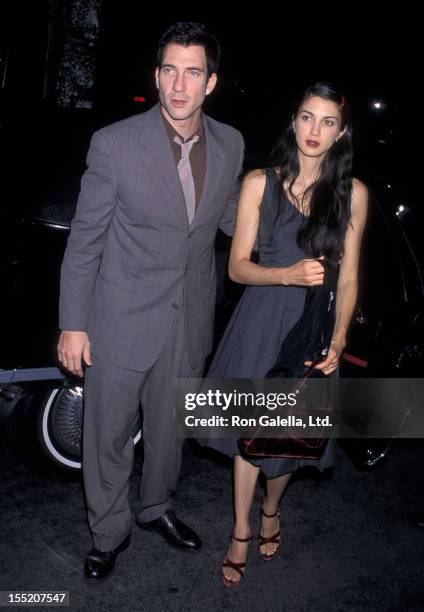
xmin=304 ymin=338 xmax=345 ymax=376
xmin=281 ymin=258 xmax=324 ymax=287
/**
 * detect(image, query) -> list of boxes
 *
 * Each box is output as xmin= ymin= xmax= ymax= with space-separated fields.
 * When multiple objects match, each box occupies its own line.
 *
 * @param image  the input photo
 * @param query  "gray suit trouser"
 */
xmin=83 ymin=307 xmax=204 ymax=551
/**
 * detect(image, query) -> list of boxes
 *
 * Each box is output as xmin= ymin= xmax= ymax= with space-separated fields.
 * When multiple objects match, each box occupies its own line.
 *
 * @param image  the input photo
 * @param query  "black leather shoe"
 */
xmin=136 ymin=510 xmax=201 ymax=551
xmin=84 ymin=534 xmax=131 ymax=582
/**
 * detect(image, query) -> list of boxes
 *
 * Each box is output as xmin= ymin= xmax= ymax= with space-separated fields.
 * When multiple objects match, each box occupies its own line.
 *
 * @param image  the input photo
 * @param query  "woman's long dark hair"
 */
xmin=272 ymin=82 xmax=353 ymax=259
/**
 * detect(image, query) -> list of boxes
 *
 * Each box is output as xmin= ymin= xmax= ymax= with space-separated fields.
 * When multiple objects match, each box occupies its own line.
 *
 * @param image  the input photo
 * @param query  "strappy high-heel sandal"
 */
xmin=258 ymin=502 xmax=281 ymax=561
xmin=220 ymin=533 xmax=253 ymax=587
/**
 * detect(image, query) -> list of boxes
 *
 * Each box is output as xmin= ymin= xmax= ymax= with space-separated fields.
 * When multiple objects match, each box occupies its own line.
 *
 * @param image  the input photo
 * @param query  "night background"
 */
xmin=0 ymin=3 xmax=420 ymax=208
xmin=1 ymin=3 xmax=423 ymax=610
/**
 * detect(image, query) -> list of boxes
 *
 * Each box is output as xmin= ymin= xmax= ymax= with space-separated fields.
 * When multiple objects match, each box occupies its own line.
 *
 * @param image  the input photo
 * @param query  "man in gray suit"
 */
xmin=57 ymin=22 xmax=244 ymax=581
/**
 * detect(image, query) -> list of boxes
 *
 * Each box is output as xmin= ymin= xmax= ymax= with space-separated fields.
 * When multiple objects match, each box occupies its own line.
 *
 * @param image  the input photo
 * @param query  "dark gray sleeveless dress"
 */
xmin=205 ymin=168 xmax=336 ymax=477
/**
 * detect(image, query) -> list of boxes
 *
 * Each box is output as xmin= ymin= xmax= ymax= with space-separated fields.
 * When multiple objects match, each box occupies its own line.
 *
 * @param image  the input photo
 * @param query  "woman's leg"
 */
xmin=222 ymin=454 xmax=260 ymax=584
xmin=259 ymin=472 xmax=292 ymax=557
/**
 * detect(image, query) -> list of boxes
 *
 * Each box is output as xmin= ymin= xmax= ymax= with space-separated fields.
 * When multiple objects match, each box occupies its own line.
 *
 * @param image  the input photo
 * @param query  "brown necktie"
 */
xmin=174 ymin=135 xmax=199 ymax=225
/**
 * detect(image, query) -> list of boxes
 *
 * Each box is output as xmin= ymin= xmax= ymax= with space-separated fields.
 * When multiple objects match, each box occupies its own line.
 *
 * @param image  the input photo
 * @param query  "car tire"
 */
xmin=8 ymin=383 xmax=142 ymax=479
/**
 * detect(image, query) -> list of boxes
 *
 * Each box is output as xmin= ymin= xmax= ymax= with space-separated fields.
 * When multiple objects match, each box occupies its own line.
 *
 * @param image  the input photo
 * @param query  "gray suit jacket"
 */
xmin=59 ymin=103 xmax=244 ymax=371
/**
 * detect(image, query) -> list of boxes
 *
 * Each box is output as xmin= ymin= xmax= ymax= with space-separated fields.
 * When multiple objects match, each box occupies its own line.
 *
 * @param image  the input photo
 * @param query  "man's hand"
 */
xmin=57 ymin=330 xmax=92 ymax=377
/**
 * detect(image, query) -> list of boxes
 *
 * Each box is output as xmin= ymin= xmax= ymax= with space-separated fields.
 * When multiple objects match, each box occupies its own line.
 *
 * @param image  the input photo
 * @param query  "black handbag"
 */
xmin=239 ymin=259 xmax=338 ymax=459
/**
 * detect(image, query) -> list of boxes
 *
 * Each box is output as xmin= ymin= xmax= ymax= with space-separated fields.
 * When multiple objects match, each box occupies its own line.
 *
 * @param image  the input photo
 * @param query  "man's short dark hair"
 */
xmin=157 ymin=22 xmax=220 ymax=77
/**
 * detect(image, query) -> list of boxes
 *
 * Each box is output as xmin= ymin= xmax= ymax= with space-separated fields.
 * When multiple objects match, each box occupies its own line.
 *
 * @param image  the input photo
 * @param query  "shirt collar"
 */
xmin=160 ymin=108 xmax=204 ymax=143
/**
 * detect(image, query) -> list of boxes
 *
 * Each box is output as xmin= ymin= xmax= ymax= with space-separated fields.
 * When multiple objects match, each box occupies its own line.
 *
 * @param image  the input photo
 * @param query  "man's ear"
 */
xmin=205 ymin=73 xmax=218 ymax=96
xmin=155 ymin=67 xmax=160 ymax=90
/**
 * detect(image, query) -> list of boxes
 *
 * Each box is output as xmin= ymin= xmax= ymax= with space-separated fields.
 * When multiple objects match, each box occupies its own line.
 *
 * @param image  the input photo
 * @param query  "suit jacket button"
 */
xmin=172 ymin=302 xmax=179 ymax=309
xmin=184 ymin=265 xmax=189 ymax=274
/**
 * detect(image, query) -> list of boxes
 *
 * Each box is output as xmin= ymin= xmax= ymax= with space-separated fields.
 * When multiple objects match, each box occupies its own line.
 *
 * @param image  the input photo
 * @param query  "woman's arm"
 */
xmin=310 ymin=178 xmax=369 ymax=374
xmin=229 ymin=170 xmax=325 ymax=287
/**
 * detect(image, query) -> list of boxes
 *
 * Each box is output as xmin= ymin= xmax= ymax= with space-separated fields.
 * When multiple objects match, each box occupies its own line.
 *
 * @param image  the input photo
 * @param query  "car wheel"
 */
xmin=9 ymin=383 xmax=142 ymax=478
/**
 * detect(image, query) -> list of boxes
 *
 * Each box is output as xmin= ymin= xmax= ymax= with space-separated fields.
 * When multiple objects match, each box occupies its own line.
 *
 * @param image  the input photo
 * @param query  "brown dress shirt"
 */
xmin=161 ymin=110 xmax=206 ymax=208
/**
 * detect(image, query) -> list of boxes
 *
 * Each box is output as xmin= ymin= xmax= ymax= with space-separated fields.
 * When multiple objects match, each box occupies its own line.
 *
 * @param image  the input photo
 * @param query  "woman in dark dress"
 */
xmin=208 ymin=83 xmax=368 ymax=587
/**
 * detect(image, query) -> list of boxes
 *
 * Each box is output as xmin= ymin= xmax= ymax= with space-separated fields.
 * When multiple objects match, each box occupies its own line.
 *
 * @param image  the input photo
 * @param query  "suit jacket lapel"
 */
xmin=137 ymin=104 xmax=188 ymax=226
xmin=137 ymin=104 xmax=226 ymax=228
xmin=192 ymin=114 xmax=225 ymax=227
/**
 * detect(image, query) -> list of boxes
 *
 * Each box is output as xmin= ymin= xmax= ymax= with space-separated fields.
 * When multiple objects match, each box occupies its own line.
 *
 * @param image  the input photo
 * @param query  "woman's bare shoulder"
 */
xmin=241 ymin=168 xmax=267 ymax=198
xmin=351 ymin=178 xmax=369 ymax=219
xmin=352 ymin=177 xmax=368 ymax=199
xmin=243 ymin=168 xmax=267 ymax=184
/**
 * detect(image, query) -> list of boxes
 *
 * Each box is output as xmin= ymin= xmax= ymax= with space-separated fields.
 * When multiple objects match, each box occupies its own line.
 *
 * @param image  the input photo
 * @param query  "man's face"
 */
xmin=155 ymin=43 xmax=217 ymax=124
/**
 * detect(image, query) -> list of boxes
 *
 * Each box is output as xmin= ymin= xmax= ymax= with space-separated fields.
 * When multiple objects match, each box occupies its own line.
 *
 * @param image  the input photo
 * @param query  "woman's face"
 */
xmin=294 ymin=95 xmax=345 ymax=158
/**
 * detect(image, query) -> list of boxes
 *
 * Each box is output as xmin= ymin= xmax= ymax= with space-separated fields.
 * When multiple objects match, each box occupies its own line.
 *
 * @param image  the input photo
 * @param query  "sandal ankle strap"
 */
xmin=230 ymin=533 xmax=253 ymax=543
xmin=260 ymin=503 xmax=280 ymax=518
